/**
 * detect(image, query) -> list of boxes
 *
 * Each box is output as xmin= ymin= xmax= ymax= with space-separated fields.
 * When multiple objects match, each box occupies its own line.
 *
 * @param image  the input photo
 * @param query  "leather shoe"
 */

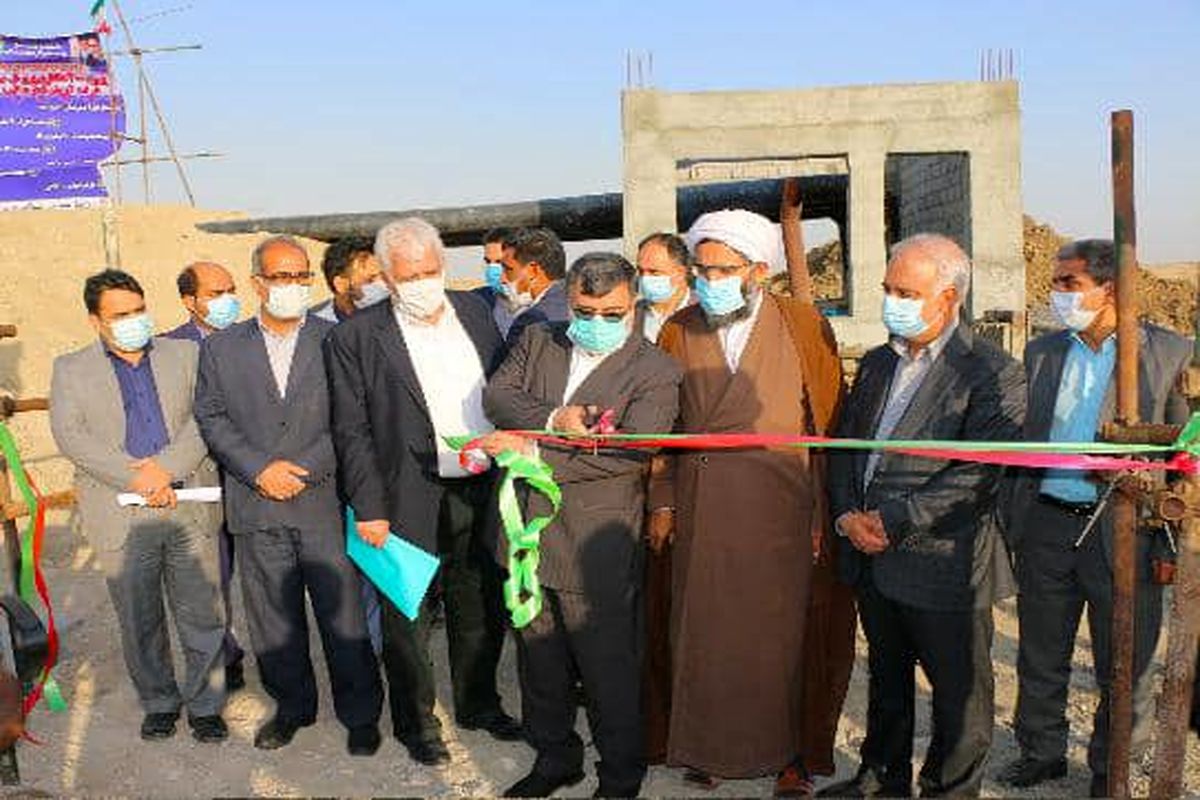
xmin=1090 ymin=773 xmax=1109 ymax=798
xmin=996 ymin=755 xmax=1067 ymax=788
xmin=816 ymin=767 xmax=910 ymax=797
xmin=347 ymin=724 xmax=381 ymax=756
xmin=504 ymin=769 xmax=586 ymax=797
xmin=188 ymin=714 xmax=228 ymax=743
xmin=253 ymin=716 xmax=315 ymax=750
xmin=458 ymin=710 xmax=524 ymax=742
xmin=225 ymin=661 xmax=246 ymax=693
xmin=140 ymin=711 xmax=179 ymax=741
xmin=593 ymin=782 xmax=641 ymax=798
xmin=400 ymin=735 xmax=451 ymax=766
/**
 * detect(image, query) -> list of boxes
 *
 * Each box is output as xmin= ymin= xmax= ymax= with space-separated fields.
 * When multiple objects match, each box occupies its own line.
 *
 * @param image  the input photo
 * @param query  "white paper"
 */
xmin=117 ymin=487 xmax=223 ymax=507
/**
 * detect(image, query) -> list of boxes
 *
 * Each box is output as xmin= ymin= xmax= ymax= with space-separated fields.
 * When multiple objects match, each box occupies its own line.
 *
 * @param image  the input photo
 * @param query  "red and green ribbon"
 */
xmin=0 ymin=421 xmax=66 ymax=714
xmin=453 ymin=411 xmax=1200 ymax=627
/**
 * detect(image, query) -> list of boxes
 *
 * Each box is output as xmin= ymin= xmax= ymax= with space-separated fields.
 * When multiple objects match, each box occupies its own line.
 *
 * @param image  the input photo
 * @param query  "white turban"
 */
xmin=685 ymin=209 xmax=784 ymax=272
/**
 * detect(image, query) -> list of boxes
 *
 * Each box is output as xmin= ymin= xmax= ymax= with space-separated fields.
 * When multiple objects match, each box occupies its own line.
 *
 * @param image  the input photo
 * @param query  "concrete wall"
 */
xmin=888 ymin=153 xmax=972 ymax=254
xmin=621 ymin=81 xmax=1023 ymax=352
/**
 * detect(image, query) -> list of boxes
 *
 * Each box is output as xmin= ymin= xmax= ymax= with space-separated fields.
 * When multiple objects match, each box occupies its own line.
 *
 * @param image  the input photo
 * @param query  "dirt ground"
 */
xmin=11 ymin=530 xmax=1200 ymax=797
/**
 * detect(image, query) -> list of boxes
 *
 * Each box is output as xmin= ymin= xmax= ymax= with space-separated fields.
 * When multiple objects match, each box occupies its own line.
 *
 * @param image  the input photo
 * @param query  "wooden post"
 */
xmin=1108 ymin=108 xmax=1139 ymax=799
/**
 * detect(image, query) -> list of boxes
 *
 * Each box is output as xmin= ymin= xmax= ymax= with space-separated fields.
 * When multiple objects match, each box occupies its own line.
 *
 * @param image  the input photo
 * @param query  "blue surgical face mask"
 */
xmin=203 ymin=292 xmax=240 ymax=330
xmin=109 ymin=312 xmax=154 ymax=352
xmin=265 ymin=282 xmax=310 ymax=320
xmin=1049 ymin=289 xmax=1100 ymax=332
xmin=484 ymin=263 xmax=504 ymax=292
xmin=695 ymin=275 xmax=746 ymax=317
xmin=354 ymin=278 xmax=391 ymax=310
xmin=567 ymin=312 xmax=630 ymax=355
xmin=639 ymin=274 xmax=676 ymax=304
xmin=881 ymin=295 xmax=930 ymax=340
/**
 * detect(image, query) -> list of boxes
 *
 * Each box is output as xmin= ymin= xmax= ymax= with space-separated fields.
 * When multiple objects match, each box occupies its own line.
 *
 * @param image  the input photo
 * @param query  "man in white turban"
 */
xmin=648 ymin=208 xmax=845 ymax=793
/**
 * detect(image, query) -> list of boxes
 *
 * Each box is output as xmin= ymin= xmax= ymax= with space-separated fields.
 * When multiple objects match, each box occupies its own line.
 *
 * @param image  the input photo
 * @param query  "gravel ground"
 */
xmin=11 ymin=545 xmax=1200 ymax=797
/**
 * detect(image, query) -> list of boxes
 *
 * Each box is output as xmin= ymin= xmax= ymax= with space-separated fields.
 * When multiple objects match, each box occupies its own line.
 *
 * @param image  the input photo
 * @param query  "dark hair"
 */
xmin=176 ymin=265 xmax=198 ymax=298
xmin=321 ymin=239 xmax=373 ymax=292
xmin=567 ymin=252 xmax=637 ymax=297
xmin=637 ymin=232 xmax=690 ymax=268
xmin=482 ymin=226 xmax=515 ymax=247
xmin=509 ymin=227 xmax=566 ymax=279
xmin=84 ymin=269 xmax=144 ymax=315
xmin=1058 ymin=239 xmax=1116 ymax=285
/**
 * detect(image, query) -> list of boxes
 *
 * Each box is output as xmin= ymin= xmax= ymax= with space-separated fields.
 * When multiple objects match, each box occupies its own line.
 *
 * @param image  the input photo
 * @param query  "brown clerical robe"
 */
xmin=649 ymin=294 xmax=847 ymax=778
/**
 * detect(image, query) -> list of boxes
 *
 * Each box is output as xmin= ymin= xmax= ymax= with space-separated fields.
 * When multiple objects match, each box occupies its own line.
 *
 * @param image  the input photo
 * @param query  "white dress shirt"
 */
xmin=395 ymin=302 xmax=492 ymax=478
xmin=716 ymin=291 xmax=765 ymax=372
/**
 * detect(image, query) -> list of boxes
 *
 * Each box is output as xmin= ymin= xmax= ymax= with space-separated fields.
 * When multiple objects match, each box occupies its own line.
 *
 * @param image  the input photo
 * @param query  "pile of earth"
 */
xmin=768 ymin=217 xmax=1197 ymax=336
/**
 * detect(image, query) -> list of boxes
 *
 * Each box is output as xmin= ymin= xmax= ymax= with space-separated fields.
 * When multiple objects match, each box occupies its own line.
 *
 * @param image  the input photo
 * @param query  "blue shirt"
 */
xmin=1040 ymin=333 xmax=1116 ymax=503
xmin=105 ymin=342 xmax=170 ymax=459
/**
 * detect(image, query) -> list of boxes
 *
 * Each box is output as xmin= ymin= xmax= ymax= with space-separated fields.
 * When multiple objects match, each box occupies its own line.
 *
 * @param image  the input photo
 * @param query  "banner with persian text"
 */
xmin=0 ymin=32 xmax=124 ymax=209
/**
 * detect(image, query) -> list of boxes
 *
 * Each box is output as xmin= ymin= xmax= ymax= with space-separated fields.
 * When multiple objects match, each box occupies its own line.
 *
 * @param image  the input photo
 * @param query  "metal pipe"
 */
xmin=196 ymin=176 xmax=850 ymax=246
xmin=1108 ymin=108 xmax=1139 ymax=799
xmin=0 ymin=398 xmax=49 ymax=419
xmin=1 ymin=491 xmax=76 ymax=523
xmin=1099 ymin=422 xmax=1181 ymax=446
xmin=1149 ymin=476 xmax=1200 ymax=798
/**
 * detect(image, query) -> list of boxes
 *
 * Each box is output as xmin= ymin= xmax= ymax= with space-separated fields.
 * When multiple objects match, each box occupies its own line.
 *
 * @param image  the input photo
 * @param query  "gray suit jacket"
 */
xmin=49 ymin=337 xmax=220 ymax=552
xmin=830 ymin=325 xmax=1026 ymax=611
xmin=194 ymin=317 xmax=340 ymax=535
xmin=1006 ymin=322 xmax=1192 ymax=560
xmin=483 ymin=322 xmax=683 ymax=599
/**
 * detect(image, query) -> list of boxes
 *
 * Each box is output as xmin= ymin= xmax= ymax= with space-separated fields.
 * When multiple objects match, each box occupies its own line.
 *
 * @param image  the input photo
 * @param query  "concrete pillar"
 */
xmin=622 ymin=91 xmax=679 ymax=257
xmin=833 ymin=149 xmax=887 ymax=351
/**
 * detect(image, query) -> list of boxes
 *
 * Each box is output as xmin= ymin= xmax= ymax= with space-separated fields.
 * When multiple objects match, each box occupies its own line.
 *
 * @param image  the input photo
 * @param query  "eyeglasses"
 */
xmin=256 ymin=271 xmax=314 ymax=285
xmin=692 ymin=263 xmax=748 ymax=280
xmin=572 ymin=307 xmax=628 ymax=323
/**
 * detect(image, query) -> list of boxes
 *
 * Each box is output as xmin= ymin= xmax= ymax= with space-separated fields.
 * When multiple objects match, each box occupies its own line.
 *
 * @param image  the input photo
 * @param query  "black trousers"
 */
xmin=857 ymin=577 xmax=994 ymax=797
xmin=517 ymin=585 xmax=645 ymax=795
xmin=236 ymin=524 xmax=383 ymax=729
xmin=381 ymin=478 xmax=508 ymax=742
xmin=1014 ymin=497 xmax=1162 ymax=775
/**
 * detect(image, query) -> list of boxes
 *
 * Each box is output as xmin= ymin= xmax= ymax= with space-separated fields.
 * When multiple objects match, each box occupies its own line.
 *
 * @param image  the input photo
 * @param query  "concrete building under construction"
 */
xmin=201 ymin=79 xmax=1024 ymax=353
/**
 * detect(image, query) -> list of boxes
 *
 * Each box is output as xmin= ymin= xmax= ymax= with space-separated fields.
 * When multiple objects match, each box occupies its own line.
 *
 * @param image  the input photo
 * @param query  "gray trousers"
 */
xmin=98 ymin=519 xmax=226 ymax=717
xmin=1013 ymin=497 xmax=1163 ymax=776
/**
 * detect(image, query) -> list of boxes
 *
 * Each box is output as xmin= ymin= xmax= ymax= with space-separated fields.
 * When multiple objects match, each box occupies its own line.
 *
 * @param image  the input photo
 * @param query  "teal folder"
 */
xmin=345 ymin=508 xmax=440 ymax=621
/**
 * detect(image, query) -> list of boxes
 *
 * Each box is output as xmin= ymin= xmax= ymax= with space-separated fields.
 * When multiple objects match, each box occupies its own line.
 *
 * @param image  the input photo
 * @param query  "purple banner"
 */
xmin=0 ymin=96 xmax=124 ymax=171
xmin=0 ymin=165 xmax=106 ymax=207
xmin=0 ymin=32 xmax=121 ymax=208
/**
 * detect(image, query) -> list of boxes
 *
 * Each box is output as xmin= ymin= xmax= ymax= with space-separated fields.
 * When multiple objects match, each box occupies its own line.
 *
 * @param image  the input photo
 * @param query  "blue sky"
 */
xmin=7 ymin=0 xmax=1199 ymax=262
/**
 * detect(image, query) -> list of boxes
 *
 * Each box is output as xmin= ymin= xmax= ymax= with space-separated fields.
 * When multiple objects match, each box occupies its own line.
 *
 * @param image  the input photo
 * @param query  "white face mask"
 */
xmin=392 ymin=276 xmax=446 ymax=321
xmin=265 ymin=283 xmax=311 ymax=320
xmin=354 ymin=278 xmax=391 ymax=310
xmin=1050 ymin=289 xmax=1100 ymax=332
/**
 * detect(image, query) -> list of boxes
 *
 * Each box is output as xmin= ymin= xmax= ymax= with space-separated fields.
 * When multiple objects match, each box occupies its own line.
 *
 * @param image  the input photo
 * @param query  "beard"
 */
xmin=702 ymin=284 xmax=757 ymax=330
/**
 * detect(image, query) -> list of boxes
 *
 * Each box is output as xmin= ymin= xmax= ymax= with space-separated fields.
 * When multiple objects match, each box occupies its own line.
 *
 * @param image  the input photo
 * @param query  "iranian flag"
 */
xmin=90 ymin=0 xmax=112 ymax=34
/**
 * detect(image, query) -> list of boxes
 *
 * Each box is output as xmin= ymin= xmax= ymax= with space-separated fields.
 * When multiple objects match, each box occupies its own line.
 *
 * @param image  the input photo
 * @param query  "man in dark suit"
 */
xmin=822 ymin=234 xmax=1025 ymax=798
xmin=996 ymin=239 xmax=1191 ymax=797
xmin=500 ymin=226 xmax=570 ymax=347
xmin=480 ymin=252 xmax=683 ymax=798
xmin=325 ymin=217 xmax=521 ymax=766
xmin=164 ymin=261 xmax=241 ymax=343
xmin=194 ymin=235 xmax=383 ymax=755
xmin=163 ymin=260 xmax=246 ymax=692
xmin=472 ymin=227 xmax=518 ymax=337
